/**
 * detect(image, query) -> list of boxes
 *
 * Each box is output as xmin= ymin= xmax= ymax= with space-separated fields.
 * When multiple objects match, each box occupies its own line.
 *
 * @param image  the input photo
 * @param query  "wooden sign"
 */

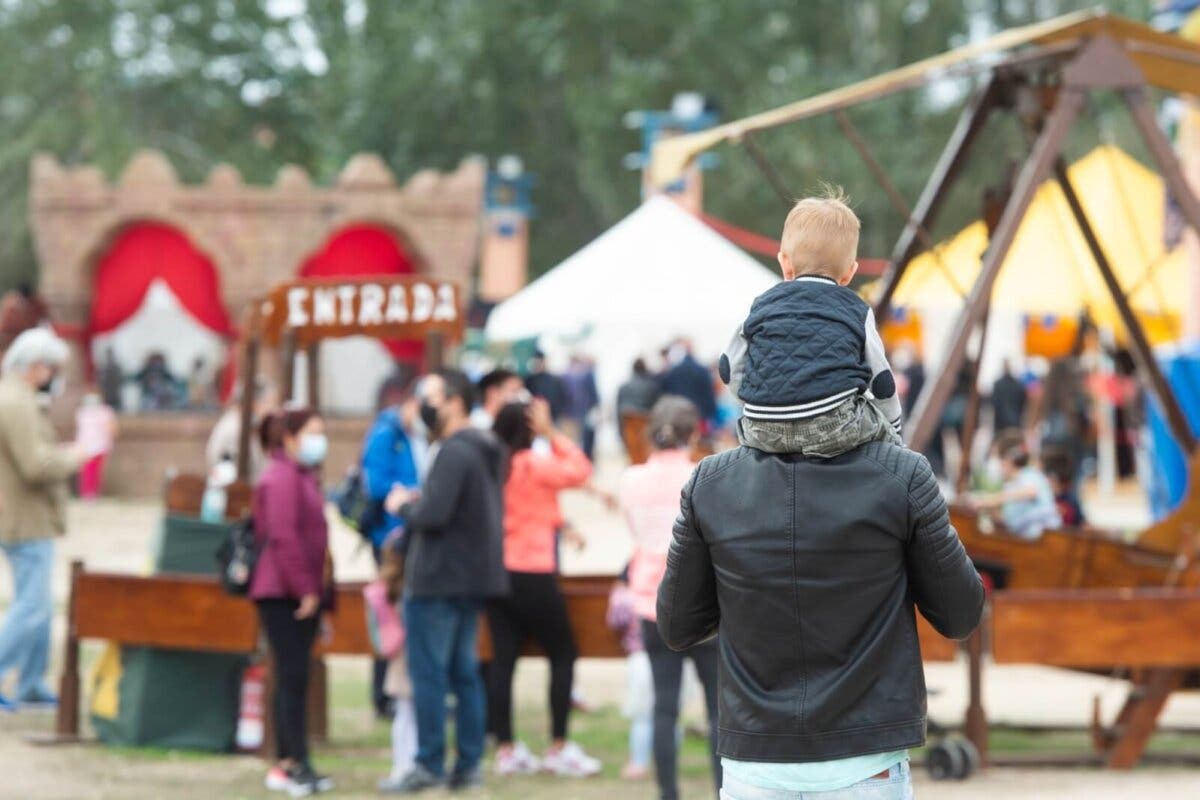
xmin=258 ymin=276 xmax=465 ymax=346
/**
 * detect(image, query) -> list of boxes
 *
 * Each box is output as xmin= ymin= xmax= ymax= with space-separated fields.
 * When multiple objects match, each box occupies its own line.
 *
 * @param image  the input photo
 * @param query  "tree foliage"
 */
xmin=0 ymin=0 xmax=1154 ymax=293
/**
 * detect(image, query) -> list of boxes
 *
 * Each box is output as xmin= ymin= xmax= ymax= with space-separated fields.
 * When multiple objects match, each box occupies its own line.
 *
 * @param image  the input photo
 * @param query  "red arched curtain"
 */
xmin=89 ymin=221 xmax=235 ymax=390
xmin=300 ymin=224 xmax=422 ymax=361
xmin=90 ymin=222 xmax=234 ymax=337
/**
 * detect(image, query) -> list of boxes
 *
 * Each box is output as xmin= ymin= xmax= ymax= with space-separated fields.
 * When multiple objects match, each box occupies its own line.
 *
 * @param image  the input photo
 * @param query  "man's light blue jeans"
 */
xmin=0 ymin=538 xmax=55 ymax=699
xmin=721 ymin=761 xmax=913 ymax=800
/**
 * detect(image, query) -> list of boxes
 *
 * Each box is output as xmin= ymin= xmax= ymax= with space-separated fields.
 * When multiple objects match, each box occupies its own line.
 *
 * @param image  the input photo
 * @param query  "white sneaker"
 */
xmin=542 ymin=742 xmax=601 ymax=777
xmin=495 ymin=741 xmax=541 ymax=776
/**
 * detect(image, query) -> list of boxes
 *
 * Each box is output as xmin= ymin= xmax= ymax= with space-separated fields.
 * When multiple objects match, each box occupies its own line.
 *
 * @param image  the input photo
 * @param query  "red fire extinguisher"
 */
xmin=236 ymin=662 xmax=266 ymax=752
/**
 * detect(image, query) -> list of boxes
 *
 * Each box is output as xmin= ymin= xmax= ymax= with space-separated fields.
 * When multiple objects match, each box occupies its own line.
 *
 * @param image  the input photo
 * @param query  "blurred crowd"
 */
xmin=0 ymin=318 xmax=1156 ymax=797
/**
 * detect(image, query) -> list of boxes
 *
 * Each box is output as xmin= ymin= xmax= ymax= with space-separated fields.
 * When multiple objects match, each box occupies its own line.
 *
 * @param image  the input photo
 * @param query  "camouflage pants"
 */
xmin=738 ymin=395 xmax=902 ymax=459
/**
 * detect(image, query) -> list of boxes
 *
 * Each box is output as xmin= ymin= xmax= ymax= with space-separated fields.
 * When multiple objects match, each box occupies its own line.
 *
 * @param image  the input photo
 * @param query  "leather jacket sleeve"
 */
xmin=905 ymin=454 xmax=985 ymax=640
xmin=657 ymin=470 xmax=720 ymax=651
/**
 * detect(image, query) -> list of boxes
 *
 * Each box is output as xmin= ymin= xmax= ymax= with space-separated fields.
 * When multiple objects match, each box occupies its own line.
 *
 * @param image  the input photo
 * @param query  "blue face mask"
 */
xmin=297 ymin=433 xmax=328 ymax=467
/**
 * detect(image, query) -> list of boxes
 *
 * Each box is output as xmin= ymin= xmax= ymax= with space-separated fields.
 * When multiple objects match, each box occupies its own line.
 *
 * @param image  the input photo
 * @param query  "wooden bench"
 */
xmin=44 ymin=562 xmax=958 ymax=753
xmin=989 ymin=587 xmax=1200 ymax=769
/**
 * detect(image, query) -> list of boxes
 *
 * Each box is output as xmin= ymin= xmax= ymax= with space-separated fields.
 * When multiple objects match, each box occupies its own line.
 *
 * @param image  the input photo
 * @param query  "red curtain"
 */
xmin=299 ymin=224 xmax=422 ymax=361
xmin=89 ymin=222 xmax=235 ymax=338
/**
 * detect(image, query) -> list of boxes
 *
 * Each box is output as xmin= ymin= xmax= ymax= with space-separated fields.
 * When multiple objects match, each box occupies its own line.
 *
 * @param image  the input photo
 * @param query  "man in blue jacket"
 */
xmin=361 ymin=370 xmax=424 ymax=718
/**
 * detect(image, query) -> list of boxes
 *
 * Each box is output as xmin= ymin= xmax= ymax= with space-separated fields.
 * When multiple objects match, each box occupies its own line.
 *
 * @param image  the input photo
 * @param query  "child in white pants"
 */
xmin=387 ymin=654 xmax=417 ymax=779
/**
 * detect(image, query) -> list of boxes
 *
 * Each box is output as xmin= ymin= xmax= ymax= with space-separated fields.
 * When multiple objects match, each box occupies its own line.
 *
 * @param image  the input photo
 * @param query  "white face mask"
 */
xmin=297 ymin=433 xmax=329 ymax=467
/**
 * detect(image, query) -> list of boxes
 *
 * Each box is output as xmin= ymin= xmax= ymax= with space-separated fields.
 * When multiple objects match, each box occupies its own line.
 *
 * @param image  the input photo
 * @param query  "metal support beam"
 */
xmin=874 ymin=73 xmax=1001 ymax=323
xmin=906 ymin=87 xmax=1084 ymax=453
xmin=955 ymin=308 xmax=991 ymax=494
xmin=835 ymin=110 xmax=967 ymax=300
xmin=739 ymin=133 xmax=795 ymax=208
xmin=1053 ymin=161 xmax=1197 ymax=454
xmin=1125 ymin=86 xmax=1200 ymax=268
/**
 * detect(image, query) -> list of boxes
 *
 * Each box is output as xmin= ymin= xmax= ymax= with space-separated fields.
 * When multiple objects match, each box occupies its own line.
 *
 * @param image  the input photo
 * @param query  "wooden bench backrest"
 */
xmin=69 ymin=569 xmax=957 ymax=662
xmin=991 ymin=588 xmax=1200 ymax=668
xmin=73 ymin=571 xmax=259 ymax=653
xmin=165 ymin=473 xmax=254 ymax=521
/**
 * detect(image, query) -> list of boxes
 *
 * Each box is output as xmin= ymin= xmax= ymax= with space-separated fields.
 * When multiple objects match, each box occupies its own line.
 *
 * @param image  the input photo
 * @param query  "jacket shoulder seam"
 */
xmin=858 ymin=446 xmax=916 ymax=494
xmin=692 ymin=447 xmax=753 ymax=488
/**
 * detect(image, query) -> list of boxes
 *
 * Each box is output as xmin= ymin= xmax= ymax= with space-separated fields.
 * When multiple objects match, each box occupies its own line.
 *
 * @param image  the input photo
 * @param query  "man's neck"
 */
xmin=440 ymin=417 xmax=470 ymax=439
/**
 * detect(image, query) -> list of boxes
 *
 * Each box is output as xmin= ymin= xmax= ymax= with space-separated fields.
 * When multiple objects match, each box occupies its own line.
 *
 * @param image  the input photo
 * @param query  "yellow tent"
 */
xmin=886 ymin=145 xmax=1185 ymax=342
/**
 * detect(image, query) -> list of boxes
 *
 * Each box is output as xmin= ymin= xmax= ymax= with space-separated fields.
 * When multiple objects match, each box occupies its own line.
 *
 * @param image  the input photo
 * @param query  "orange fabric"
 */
xmin=502 ymin=435 xmax=592 ymax=573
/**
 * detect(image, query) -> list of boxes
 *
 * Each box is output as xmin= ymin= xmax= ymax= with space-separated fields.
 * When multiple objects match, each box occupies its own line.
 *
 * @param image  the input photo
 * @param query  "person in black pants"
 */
xmin=250 ymin=407 xmax=335 ymax=796
xmin=641 ymin=621 xmax=720 ymax=800
xmin=486 ymin=573 xmax=576 ymax=752
xmin=486 ymin=400 xmax=599 ymax=777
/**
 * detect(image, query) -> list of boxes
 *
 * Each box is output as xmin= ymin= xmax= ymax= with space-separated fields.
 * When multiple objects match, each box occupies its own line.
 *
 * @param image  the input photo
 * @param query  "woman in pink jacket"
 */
xmin=618 ymin=396 xmax=719 ymax=800
xmin=250 ymin=407 xmax=334 ymax=797
xmin=487 ymin=398 xmax=601 ymax=778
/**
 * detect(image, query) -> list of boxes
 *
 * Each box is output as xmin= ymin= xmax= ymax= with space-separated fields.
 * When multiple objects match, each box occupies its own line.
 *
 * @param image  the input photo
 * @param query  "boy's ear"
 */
xmin=838 ymin=261 xmax=859 ymax=286
xmin=777 ymin=252 xmax=796 ymax=280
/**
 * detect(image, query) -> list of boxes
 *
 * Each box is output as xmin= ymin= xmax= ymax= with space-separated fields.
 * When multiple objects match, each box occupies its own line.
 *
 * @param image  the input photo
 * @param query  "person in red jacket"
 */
xmin=251 ymin=406 xmax=334 ymax=797
xmin=487 ymin=398 xmax=601 ymax=778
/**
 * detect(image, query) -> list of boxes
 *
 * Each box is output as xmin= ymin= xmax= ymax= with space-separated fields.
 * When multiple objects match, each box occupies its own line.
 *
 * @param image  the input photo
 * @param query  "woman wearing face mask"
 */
xmin=251 ymin=407 xmax=335 ymax=797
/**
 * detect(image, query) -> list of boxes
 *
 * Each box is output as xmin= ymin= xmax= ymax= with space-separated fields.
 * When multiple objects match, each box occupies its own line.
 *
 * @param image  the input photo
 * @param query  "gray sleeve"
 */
xmin=863 ymin=307 xmax=903 ymax=434
xmin=718 ymin=323 xmax=749 ymax=400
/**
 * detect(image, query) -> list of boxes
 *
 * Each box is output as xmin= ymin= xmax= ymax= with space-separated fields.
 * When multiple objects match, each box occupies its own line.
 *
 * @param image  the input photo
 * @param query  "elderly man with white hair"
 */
xmin=0 ymin=328 xmax=89 ymax=712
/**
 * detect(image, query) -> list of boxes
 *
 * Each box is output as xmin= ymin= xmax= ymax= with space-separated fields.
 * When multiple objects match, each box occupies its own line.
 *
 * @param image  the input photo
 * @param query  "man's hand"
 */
xmin=295 ymin=594 xmax=320 ymax=620
xmin=385 ymin=485 xmax=417 ymax=515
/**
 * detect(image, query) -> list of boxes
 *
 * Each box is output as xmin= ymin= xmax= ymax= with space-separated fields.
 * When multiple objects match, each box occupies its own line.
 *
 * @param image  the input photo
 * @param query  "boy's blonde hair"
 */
xmin=780 ymin=188 xmax=860 ymax=279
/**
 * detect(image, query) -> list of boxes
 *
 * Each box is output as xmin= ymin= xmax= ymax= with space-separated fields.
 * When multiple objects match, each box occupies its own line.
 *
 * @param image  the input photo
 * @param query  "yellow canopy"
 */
xmin=650 ymin=11 xmax=1200 ymax=186
xmin=887 ymin=145 xmax=1184 ymax=337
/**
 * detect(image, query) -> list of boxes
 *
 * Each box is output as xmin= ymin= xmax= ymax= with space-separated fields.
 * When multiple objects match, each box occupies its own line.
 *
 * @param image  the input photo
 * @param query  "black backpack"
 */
xmin=215 ymin=516 xmax=259 ymax=596
xmin=331 ymin=464 xmax=386 ymax=540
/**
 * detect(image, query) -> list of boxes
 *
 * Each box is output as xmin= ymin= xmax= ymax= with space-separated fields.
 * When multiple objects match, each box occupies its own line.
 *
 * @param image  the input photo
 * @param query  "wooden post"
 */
xmin=739 ymin=133 xmax=795 ymax=209
xmin=1104 ymin=668 xmax=1184 ymax=769
xmin=835 ymin=109 xmax=965 ymax=302
xmin=874 ymin=73 xmax=1000 ymax=323
xmin=1052 ymin=162 xmax=1196 ymax=454
xmin=236 ymin=335 xmax=260 ymax=483
xmin=57 ymin=561 xmax=82 ymax=740
xmin=1125 ymin=87 xmax=1200 ymax=257
xmin=308 ymin=657 xmax=329 ymax=744
xmin=305 ymin=342 xmax=320 ymax=413
xmin=259 ymin=654 xmax=277 ymax=761
xmin=964 ymin=616 xmax=988 ymax=766
xmin=906 ymin=86 xmax=1083 ymax=453
xmin=955 ymin=310 xmax=991 ymax=495
xmin=425 ymin=332 xmax=445 ymax=373
xmin=279 ymin=330 xmax=297 ymax=405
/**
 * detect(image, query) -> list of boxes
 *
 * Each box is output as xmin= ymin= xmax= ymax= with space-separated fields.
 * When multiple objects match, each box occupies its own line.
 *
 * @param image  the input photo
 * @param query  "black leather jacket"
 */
xmin=657 ymin=442 xmax=983 ymax=763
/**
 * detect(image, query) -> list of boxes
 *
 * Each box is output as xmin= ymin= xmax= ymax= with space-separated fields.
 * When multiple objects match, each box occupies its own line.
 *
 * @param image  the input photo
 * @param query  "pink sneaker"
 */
xmin=265 ymin=766 xmax=290 ymax=792
xmin=542 ymin=742 xmax=601 ymax=777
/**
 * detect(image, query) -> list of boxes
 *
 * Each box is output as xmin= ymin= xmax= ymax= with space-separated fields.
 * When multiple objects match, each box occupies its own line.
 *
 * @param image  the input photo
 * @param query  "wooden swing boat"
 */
xmin=649 ymin=11 xmax=1200 ymax=769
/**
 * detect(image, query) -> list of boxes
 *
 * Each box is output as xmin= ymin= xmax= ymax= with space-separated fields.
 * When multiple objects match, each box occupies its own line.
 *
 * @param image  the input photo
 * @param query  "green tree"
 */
xmin=0 ymin=0 xmax=1155 ymax=294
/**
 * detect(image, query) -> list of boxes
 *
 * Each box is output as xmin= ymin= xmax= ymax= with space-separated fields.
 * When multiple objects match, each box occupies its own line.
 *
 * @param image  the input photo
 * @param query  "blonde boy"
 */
xmin=718 ymin=191 xmax=903 ymax=456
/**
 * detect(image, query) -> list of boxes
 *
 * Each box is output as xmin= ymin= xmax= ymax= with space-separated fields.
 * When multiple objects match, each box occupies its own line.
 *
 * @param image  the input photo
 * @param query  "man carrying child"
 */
xmin=661 ymin=190 xmax=984 ymax=799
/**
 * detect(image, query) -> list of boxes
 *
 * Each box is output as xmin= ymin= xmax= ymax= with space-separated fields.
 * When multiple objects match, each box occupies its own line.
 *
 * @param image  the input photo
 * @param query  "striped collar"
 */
xmin=794 ymin=275 xmax=838 ymax=285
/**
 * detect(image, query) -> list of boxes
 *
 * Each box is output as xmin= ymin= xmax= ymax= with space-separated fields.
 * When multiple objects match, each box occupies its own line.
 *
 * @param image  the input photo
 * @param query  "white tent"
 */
xmin=486 ymin=195 xmax=779 ymax=423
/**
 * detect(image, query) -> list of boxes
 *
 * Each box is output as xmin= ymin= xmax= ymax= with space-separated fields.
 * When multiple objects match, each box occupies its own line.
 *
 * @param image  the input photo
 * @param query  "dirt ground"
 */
xmin=2 ymin=475 xmax=1200 ymax=798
